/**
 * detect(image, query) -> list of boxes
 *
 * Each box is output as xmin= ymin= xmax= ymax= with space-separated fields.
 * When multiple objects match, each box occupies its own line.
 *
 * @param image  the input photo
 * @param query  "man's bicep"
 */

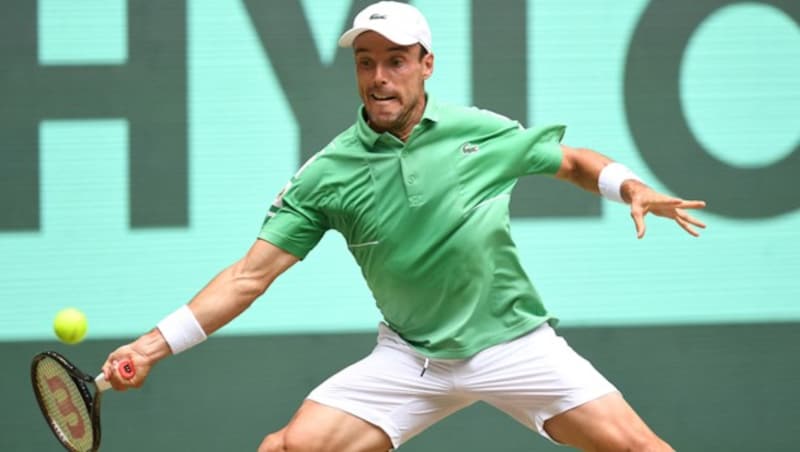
xmin=503 ymin=124 xmax=565 ymax=178
xmin=259 ymin=150 xmax=330 ymax=259
xmin=246 ymin=238 xmax=301 ymax=283
xmin=554 ymin=144 xmax=578 ymax=181
xmin=554 ymin=144 xmax=612 ymax=193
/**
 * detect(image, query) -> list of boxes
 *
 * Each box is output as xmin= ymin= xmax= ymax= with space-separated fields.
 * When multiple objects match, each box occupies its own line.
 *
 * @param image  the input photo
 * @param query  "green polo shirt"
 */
xmin=259 ymin=96 xmax=565 ymax=359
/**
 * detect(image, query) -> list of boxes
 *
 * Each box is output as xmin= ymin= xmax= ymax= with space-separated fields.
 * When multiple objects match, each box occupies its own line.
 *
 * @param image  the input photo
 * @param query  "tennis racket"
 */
xmin=31 ymin=351 xmax=135 ymax=452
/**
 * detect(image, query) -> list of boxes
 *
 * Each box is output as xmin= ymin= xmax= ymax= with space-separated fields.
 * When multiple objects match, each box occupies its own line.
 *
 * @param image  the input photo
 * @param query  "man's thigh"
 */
xmin=258 ymin=400 xmax=393 ymax=452
xmin=462 ymin=324 xmax=617 ymax=441
xmin=542 ymin=392 xmax=673 ymax=451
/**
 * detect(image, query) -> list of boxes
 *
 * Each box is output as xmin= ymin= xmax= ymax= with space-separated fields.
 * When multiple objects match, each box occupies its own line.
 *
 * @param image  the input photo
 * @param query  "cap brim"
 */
xmin=338 ymin=26 xmax=420 ymax=49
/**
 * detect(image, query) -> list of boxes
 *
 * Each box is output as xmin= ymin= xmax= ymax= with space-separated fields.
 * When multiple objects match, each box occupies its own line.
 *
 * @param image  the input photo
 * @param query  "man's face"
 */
xmin=353 ymin=31 xmax=434 ymax=136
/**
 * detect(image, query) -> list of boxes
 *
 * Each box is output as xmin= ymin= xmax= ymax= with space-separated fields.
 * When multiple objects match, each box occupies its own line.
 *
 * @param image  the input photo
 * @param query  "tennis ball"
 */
xmin=53 ymin=308 xmax=88 ymax=344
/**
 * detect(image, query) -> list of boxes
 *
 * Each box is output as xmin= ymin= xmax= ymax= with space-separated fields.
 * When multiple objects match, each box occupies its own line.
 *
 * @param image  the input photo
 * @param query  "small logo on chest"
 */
xmin=461 ymin=143 xmax=480 ymax=154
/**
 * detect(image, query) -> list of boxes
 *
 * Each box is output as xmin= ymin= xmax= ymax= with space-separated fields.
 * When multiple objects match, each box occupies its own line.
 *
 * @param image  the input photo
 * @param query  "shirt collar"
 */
xmin=356 ymin=94 xmax=440 ymax=149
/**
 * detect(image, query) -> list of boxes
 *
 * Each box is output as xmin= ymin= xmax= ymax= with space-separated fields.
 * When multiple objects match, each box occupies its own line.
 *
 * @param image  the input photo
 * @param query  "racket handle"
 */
xmin=96 ymin=374 xmax=112 ymax=392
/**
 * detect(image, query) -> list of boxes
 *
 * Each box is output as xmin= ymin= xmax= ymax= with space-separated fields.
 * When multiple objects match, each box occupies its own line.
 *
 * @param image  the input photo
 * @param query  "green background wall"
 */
xmin=4 ymin=324 xmax=799 ymax=451
xmin=1 ymin=0 xmax=798 ymax=450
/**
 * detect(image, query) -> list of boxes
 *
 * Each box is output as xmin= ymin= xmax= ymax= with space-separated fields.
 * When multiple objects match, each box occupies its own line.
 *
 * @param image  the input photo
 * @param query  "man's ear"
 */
xmin=422 ymin=52 xmax=434 ymax=80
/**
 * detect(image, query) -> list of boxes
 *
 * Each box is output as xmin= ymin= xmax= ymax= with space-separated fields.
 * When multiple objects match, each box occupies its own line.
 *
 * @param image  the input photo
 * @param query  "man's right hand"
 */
xmin=102 ymin=328 xmax=171 ymax=391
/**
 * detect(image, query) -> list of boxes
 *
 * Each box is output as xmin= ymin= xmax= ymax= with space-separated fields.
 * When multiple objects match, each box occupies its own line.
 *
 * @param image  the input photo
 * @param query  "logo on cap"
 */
xmin=369 ymin=13 xmax=387 ymax=20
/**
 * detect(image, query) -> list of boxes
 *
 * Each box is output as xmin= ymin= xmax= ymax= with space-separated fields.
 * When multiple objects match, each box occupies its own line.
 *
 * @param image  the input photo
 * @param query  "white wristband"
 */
xmin=156 ymin=305 xmax=207 ymax=355
xmin=598 ymin=162 xmax=643 ymax=203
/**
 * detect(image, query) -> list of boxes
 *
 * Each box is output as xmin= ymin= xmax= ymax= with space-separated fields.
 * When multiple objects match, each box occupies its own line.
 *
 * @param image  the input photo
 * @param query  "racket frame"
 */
xmin=31 ymin=351 xmax=105 ymax=452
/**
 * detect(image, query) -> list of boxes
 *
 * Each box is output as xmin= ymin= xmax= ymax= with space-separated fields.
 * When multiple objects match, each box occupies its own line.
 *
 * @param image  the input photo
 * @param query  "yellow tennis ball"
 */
xmin=53 ymin=308 xmax=88 ymax=344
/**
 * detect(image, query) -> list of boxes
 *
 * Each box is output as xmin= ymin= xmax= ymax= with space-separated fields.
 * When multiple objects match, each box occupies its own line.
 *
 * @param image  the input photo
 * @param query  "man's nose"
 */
xmin=373 ymin=64 xmax=388 ymax=85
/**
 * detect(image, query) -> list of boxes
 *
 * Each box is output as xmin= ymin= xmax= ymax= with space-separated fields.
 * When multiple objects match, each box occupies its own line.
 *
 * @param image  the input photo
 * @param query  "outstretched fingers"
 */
xmin=630 ymin=205 xmax=647 ymax=239
xmin=630 ymin=196 xmax=707 ymax=238
xmin=630 ymin=196 xmax=681 ymax=238
xmin=675 ymin=209 xmax=706 ymax=237
xmin=675 ymin=199 xmax=706 ymax=210
xmin=676 ymin=217 xmax=699 ymax=237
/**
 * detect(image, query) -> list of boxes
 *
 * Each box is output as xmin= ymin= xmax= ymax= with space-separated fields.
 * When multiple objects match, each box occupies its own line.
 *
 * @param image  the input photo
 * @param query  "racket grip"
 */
xmin=94 ymin=359 xmax=137 ymax=391
xmin=118 ymin=359 xmax=136 ymax=380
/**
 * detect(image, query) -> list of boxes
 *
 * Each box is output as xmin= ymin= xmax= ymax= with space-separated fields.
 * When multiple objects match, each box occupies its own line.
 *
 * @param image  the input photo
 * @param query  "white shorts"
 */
xmin=307 ymin=323 xmax=617 ymax=449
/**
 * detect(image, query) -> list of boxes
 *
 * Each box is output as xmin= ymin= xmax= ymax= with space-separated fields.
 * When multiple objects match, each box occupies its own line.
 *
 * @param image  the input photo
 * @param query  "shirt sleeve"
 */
xmin=503 ymin=124 xmax=565 ymax=178
xmin=258 ymin=153 xmax=330 ymax=260
xmin=463 ymin=107 xmax=564 ymax=180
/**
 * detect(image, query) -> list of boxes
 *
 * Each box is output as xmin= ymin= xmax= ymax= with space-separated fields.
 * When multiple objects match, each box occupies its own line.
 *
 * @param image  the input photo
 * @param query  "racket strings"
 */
xmin=33 ymin=357 xmax=95 ymax=452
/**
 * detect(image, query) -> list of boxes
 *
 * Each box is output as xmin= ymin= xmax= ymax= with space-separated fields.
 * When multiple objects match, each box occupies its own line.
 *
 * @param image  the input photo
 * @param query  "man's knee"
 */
xmin=599 ymin=426 xmax=674 ymax=452
xmin=257 ymin=426 xmax=327 ymax=452
xmin=282 ymin=424 xmax=329 ymax=452
xmin=257 ymin=430 xmax=286 ymax=452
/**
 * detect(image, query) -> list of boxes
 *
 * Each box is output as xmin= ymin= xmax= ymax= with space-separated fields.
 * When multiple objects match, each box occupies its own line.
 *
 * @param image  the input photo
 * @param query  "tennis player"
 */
xmin=103 ymin=2 xmax=705 ymax=450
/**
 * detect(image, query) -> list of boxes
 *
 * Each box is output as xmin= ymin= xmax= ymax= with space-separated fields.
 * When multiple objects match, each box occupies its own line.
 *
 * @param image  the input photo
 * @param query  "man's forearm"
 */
xmin=131 ymin=328 xmax=173 ymax=362
xmin=557 ymin=145 xmax=612 ymax=194
xmin=187 ymin=262 xmax=268 ymax=336
xmin=129 ymin=264 xmax=263 ymax=363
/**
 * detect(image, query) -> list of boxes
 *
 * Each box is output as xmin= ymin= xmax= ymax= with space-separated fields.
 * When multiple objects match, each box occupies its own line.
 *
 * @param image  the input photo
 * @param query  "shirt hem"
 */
xmin=406 ymin=316 xmax=555 ymax=359
xmin=257 ymin=232 xmax=309 ymax=260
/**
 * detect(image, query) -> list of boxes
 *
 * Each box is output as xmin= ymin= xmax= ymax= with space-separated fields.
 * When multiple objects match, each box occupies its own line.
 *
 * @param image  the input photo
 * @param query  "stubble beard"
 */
xmin=372 ymin=93 xmax=422 ymax=138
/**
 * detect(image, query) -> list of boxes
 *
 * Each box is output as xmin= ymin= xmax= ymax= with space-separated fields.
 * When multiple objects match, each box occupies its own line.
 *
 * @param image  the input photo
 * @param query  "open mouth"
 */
xmin=371 ymin=93 xmax=397 ymax=102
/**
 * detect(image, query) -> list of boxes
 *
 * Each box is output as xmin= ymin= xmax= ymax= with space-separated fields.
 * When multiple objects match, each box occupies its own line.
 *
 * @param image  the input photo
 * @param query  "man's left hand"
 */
xmin=622 ymin=180 xmax=707 ymax=239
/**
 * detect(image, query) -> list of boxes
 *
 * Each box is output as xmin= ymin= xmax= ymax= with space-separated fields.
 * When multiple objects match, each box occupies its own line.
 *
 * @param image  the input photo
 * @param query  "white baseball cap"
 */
xmin=338 ymin=1 xmax=432 ymax=53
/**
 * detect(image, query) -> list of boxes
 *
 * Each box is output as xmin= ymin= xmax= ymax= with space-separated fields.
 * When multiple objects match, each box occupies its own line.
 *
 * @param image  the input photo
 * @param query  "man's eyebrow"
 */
xmin=354 ymin=45 xmax=411 ymax=54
